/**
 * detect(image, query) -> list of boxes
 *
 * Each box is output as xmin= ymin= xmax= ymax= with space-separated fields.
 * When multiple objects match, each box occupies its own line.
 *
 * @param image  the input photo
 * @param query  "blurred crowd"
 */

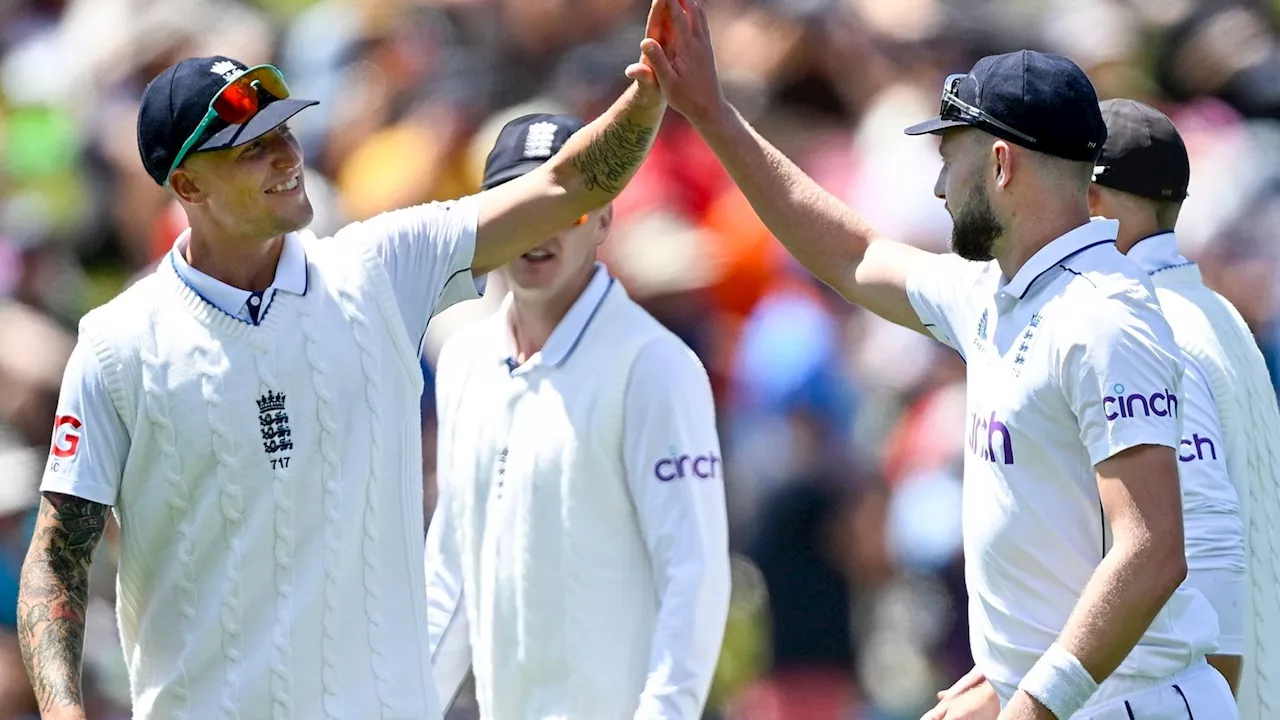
xmin=4 ymin=0 xmax=1280 ymax=717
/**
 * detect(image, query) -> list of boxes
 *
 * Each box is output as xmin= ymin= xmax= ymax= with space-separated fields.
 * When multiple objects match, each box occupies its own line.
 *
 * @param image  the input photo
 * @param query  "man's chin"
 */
xmin=279 ymin=204 xmax=315 ymax=234
xmin=950 ymin=239 xmax=994 ymax=262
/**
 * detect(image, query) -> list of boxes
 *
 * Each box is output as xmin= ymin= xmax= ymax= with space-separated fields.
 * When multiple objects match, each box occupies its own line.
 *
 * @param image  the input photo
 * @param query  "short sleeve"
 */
xmin=1059 ymin=300 xmax=1183 ymax=467
xmin=355 ymin=195 xmax=483 ymax=345
xmin=905 ymin=252 xmax=988 ymax=355
xmin=39 ymin=342 xmax=129 ymax=506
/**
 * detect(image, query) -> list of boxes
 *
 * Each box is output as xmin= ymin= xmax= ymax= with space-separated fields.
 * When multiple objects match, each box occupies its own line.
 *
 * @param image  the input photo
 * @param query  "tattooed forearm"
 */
xmin=569 ymin=118 xmax=657 ymax=195
xmin=18 ymin=492 xmax=109 ymax=715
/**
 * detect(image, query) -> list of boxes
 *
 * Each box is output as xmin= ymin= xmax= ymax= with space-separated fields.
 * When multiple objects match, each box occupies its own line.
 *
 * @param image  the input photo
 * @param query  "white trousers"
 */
xmin=1073 ymin=661 xmax=1237 ymax=719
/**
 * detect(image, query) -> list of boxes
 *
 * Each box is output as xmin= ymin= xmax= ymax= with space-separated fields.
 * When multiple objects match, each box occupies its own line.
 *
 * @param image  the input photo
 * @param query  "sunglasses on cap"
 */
xmin=940 ymin=74 xmax=1037 ymax=146
xmin=165 ymin=64 xmax=291 ymax=184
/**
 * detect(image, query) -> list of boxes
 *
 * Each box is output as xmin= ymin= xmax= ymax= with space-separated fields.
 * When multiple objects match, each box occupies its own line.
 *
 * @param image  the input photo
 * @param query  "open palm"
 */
xmin=625 ymin=0 xmax=726 ymax=125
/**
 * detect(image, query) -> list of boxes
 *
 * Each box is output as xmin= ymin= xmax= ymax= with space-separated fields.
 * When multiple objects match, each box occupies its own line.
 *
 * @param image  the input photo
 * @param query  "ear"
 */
xmin=991 ymin=140 xmax=1014 ymax=191
xmin=169 ymin=169 xmax=206 ymax=205
xmin=593 ymin=203 xmax=615 ymax=245
xmin=1086 ymin=184 xmax=1103 ymax=215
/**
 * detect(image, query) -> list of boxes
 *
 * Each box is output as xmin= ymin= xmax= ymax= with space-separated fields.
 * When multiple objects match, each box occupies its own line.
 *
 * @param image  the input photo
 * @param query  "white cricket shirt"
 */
xmin=1129 ymin=232 xmax=1245 ymax=655
xmin=41 ymin=197 xmax=481 ymax=720
xmin=906 ymin=219 xmax=1219 ymax=702
xmin=427 ymin=265 xmax=731 ymax=720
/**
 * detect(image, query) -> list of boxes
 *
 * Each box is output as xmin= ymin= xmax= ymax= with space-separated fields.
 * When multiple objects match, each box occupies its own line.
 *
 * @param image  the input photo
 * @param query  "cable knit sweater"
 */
xmin=75 ymin=233 xmax=440 ymax=720
xmin=1151 ymin=264 xmax=1280 ymax=720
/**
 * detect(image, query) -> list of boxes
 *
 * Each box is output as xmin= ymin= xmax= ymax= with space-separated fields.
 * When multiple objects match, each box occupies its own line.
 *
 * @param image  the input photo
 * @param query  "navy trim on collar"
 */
xmin=1019 ymin=239 xmax=1114 ymax=298
xmin=998 ymin=219 xmax=1119 ymax=300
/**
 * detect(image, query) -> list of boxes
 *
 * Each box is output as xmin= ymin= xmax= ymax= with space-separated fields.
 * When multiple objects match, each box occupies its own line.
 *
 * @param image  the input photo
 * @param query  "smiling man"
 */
xmin=18 ymin=50 xmax=666 ymax=720
xmin=425 ymin=113 xmax=731 ymax=720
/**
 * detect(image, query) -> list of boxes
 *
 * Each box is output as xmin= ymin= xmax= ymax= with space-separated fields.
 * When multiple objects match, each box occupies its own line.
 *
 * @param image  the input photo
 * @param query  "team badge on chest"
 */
xmin=257 ymin=390 xmax=293 ymax=469
xmin=1010 ymin=312 xmax=1043 ymax=376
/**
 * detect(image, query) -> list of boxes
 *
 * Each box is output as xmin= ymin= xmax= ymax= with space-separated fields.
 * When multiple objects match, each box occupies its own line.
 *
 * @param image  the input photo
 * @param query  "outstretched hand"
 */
xmin=624 ymin=0 xmax=726 ymax=126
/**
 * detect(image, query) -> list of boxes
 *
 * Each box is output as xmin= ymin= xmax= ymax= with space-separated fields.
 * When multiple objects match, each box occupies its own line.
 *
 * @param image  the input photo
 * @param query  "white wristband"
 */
xmin=1018 ymin=643 xmax=1099 ymax=719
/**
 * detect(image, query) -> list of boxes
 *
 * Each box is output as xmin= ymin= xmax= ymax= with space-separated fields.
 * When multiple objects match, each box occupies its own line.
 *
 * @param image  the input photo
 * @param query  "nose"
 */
xmin=934 ymin=165 xmax=948 ymax=200
xmin=270 ymin=131 xmax=303 ymax=170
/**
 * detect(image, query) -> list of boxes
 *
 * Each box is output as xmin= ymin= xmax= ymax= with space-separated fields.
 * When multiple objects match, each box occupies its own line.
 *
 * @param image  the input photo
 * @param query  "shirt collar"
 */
xmin=1125 ymin=232 xmax=1187 ymax=275
xmin=998 ymin=218 xmax=1119 ymax=301
xmin=170 ymin=229 xmax=309 ymax=317
xmin=501 ymin=264 xmax=614 ymax=371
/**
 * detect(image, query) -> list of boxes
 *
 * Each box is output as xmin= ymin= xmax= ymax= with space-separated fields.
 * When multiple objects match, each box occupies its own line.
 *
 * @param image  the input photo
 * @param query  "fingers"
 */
xmin=940 ymin=667 xmax=985 ymax=700
xmin=624 ymin=62 xmax=658 ymax=89
xmin=664 ymin=0 xmax=694 ymax=43
xmin=920 ymin=702 xmax=947 ymax=720
xmin=640 ymin=38 xmax=676 ymax=82
xmin=643 ymin=0 xmax=669 ymax=43
xmin=683 ymin=0 xmax=709 ymax=39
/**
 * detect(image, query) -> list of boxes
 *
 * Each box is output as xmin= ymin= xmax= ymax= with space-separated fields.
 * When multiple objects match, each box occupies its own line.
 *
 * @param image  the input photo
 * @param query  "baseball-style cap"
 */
xmin=1092 ymin=99 xmax=1190 ymax=201
xmin=481 ymin=113 xmax=587 ymax=189
xmin=905 ymin=50 xmax=1107 ymax=163
xmin=137 ymin=56 xmax=318 ymax=185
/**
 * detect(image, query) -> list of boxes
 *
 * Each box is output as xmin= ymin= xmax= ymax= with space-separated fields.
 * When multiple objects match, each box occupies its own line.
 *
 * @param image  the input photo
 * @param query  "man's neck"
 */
xmin=186 ymin=228 xmax=285 ymax=292
xmin=1115 ymin=221 xmax=1166 ymax=255
xmin=509 ymin=267 xmax=596 ymax=363
xmin=995 ymin=205 xmax=1093 ymax=281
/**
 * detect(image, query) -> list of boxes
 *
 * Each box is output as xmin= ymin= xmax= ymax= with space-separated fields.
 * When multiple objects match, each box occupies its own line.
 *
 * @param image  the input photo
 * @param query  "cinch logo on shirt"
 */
xmin=1179 ymin=434 xmax=1218 ymax=462
xmin=1103 ymin=384 xmax=1178 ymax=421
xmin=50 ymin=414 xmax=82 ymax=459
xmin=654 ymin=447 xmax=721 ymax=482
xmin=967 ymin=411 xmax=1015 ymax=465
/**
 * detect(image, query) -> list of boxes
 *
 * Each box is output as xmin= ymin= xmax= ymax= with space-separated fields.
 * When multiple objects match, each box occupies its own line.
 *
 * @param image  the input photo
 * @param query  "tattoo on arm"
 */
xmin=569 ymin=118 xmax=656 ymax=195
xmin=18 ymin=492 xmax=109 ymax=714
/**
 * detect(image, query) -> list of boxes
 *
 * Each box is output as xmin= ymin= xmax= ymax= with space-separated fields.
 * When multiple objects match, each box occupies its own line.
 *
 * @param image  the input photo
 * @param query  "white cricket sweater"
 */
xmin=1150 ymin=262 xmax=1280 ymax=720
xmin=73 ymin=232 xmax=441 ymax=719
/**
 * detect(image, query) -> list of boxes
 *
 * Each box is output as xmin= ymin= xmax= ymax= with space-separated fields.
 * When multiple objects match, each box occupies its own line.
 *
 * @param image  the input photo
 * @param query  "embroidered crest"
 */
xmin=1012 ymin=312 xmax=1043 ymax=376
xmin=494 ymin=447 xmax=509 ymax=497
xmin=257 ymin=390 xmax=293 ymax=468
xmin=523 ymin=122 xmax=558 ymax=159
xmin=977 ymin=309 xmax=989 ymax=341
xmin=210 ymin=60 xmax=243 ymax=82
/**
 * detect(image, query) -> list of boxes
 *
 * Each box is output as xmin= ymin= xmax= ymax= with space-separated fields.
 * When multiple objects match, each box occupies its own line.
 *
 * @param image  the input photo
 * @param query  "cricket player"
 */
xmin=18 ymin=41 xmax=668 ymax=719
xmin=424 ymin=112 xmax=731 ymax=719
xmin=922 ymin=99 xmax=1269 ymax=720
xmin=636 ymin=1 xmax=1234 ymax=718
xmin=1091 ymin=99 xmax=1280 ymax=717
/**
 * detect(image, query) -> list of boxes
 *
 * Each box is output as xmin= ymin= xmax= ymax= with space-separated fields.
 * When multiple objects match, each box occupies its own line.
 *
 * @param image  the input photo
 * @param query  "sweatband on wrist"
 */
xmin=1017 ymin=643 xmax=1099 ymax=719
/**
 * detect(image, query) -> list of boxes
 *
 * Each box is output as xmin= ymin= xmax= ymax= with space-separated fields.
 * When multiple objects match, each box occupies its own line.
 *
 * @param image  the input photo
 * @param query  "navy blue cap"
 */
xmin=482 ymin=113 xmax=587 ymax=189
xmin=1094 ymin=99 xmax=1190 ymax=201
xmin=137 ymin=56 xmax=318 ymax=185
xmin=905 ymin=50 xmax=1107 ymax=163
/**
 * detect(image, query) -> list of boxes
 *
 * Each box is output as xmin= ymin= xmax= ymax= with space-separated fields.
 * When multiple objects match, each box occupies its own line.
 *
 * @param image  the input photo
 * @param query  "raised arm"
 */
xmin=471 ymin=2 xmax=670 ymax=275
xmin=638 ymin=0 xmax=934 ymax=332
xmin=18 ymin=492 xmax=110 ymax=720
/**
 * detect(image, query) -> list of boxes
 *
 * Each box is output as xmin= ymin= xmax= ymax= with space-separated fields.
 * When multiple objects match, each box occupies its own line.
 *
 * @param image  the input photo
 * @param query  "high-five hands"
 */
xmin=625 ymin=0 xmax=669 ymax=100
xmin=624 ymin=0 xmax=726 ymax=126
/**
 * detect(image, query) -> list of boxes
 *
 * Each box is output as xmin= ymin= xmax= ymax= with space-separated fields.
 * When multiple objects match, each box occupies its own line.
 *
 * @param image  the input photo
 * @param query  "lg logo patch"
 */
xmin=51 ymin=414 xmax=82 ymax=460
xmin=654 ymin=446 xmax=721 ymax=482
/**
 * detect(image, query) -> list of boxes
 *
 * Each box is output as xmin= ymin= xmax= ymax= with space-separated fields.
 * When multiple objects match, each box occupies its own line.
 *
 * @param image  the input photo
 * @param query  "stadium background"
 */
xmin=3 ymin=0 xmax=1280 ymax=717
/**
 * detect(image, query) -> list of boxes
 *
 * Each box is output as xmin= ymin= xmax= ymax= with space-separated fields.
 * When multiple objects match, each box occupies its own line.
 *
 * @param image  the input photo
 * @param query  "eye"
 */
xmin=240 ymin=140 xmax=264 ymax=158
